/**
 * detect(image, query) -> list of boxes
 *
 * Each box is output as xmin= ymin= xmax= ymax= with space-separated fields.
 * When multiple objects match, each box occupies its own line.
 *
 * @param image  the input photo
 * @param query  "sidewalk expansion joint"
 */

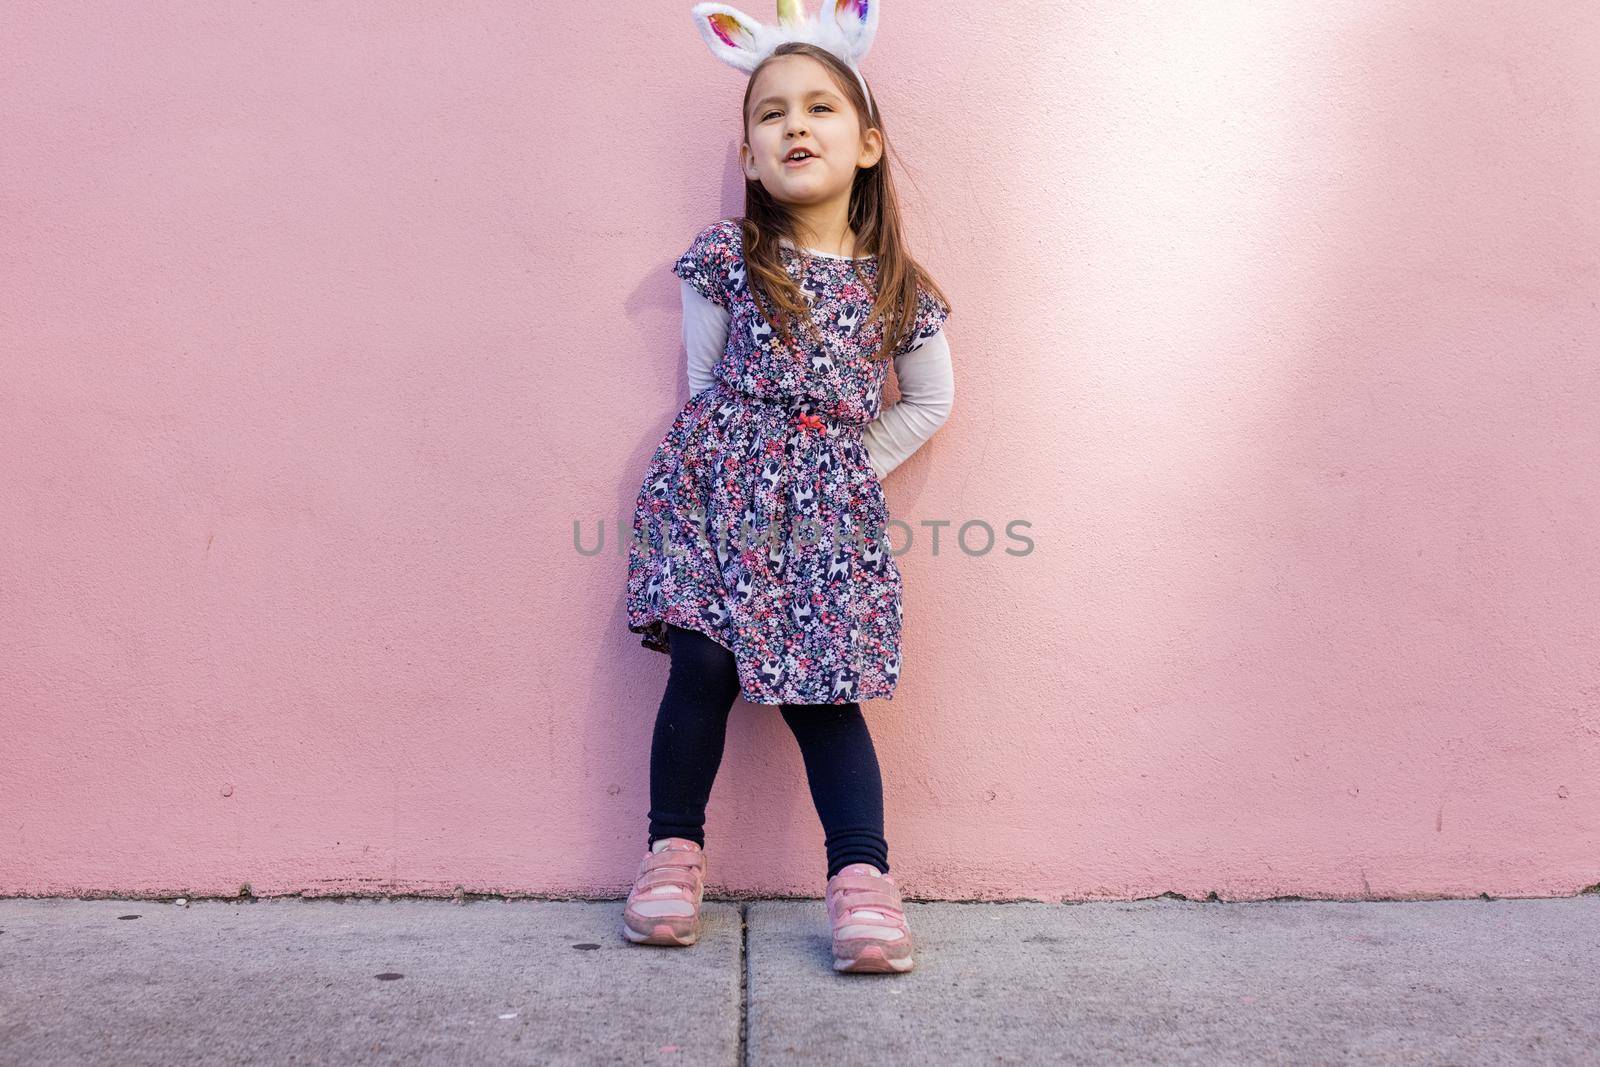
xmin=738 ymin=902 xmax=750 ymax=1067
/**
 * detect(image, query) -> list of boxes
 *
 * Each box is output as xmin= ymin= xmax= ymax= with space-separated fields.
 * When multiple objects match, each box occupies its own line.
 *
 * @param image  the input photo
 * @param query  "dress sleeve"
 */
xmin=670 ymin=219 xmax=742 ymax=310
xmin=893 ymin=279 xmax=952 ymax=358
xmin=681 ymin=278 xmax=730 ymax=394
xmin=861 ymin=329 xmax=955 ymax=480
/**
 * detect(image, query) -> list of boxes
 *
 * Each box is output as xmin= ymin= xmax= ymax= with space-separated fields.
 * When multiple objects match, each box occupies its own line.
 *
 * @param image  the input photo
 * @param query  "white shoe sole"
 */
xmin=621 ymin=918 xmax=699 ymax=947
xmin=833 ymin=947 xmax=914 ymax=973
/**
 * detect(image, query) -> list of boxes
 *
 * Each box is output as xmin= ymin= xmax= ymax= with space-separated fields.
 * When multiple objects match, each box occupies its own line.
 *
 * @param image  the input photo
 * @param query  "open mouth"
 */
xmin=784 ymin=149 xmax=818 ymax=167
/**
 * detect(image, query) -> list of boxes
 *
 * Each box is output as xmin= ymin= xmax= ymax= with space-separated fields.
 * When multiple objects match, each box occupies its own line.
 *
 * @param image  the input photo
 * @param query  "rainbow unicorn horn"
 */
xmin=689 ymin=1 xmax=879 ymax=115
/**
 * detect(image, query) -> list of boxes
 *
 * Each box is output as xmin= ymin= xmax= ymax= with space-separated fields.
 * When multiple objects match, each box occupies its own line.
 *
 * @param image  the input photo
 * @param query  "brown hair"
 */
xmin=737 ymin=42 xmax=950 ymax=363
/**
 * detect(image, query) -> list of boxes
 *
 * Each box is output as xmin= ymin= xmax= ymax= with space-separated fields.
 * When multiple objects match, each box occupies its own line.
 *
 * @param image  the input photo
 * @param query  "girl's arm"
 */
xmin=681 ymin=279 xmax=730 ymax=394
xmin=861 ymin=330 xmax=955 ymax=480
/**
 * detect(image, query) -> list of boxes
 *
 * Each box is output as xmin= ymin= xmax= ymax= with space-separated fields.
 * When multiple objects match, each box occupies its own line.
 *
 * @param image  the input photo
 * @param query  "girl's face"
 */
xmin=741 ymin=55 xmax=882 ymax=206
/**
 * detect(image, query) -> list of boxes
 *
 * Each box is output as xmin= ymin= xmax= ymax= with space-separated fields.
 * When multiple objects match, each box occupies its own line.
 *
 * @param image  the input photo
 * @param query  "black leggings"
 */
xmin=647 ymin=623 xmax=889 ymax=879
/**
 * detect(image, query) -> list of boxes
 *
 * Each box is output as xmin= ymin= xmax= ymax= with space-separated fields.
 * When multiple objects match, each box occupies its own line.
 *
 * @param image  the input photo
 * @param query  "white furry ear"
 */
xmin=688 ymin=0 xmax=880 ymax=115
xmin=822 ymin=0 xmax=878 ymax=63
xmin=690 ymin=3 xmax=774 ymax=74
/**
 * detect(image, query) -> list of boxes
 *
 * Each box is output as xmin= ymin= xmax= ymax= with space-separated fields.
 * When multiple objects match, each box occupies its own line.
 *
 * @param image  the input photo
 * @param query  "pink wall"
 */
xmin=4 ymin=3 xmax=1598 ymax=902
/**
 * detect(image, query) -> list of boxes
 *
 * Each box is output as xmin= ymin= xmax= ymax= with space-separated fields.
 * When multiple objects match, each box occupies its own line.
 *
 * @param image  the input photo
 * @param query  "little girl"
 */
xmin=622 ymin=0 xmax=954 ymax=975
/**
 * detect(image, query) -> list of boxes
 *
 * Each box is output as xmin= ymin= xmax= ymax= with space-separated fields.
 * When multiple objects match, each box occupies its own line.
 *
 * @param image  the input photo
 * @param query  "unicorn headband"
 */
xmin=690 ymin=0 xmax=880 ymax=118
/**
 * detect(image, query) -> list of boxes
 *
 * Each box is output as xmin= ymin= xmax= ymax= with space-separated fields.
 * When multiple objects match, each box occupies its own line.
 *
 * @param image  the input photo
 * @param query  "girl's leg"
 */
xmin=646 ymin=623 xmax=742 ymax=849
xmin=778 ymin=702 xmax=890 ymax=879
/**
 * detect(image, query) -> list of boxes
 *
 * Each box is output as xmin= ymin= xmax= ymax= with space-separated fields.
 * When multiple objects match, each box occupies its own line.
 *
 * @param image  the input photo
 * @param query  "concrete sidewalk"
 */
xmin=2 ymin=895 xmax=1597 ymax=1065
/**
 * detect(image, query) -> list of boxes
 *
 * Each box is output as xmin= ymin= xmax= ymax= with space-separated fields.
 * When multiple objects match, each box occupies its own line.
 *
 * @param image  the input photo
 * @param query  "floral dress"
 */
xmin=625 ymin=218 xmax=950 ymax=705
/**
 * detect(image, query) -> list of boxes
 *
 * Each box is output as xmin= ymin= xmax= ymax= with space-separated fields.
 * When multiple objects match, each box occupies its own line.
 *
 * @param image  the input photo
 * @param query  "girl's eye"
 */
xmin=760 ymin=104 xmax=833 ymax=121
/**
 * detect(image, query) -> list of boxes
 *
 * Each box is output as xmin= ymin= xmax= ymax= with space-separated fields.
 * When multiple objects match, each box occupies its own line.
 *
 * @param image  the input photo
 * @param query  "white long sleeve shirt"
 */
xmin=679 ymin=279 xmax=954 ymax=480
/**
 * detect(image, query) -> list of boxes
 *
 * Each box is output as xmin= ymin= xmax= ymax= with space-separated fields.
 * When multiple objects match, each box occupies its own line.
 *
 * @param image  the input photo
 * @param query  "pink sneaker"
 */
xmin=825 ymin=863 xmax=915 ymax=973
xmin=621 ymin=837 xmax=706 ymax=947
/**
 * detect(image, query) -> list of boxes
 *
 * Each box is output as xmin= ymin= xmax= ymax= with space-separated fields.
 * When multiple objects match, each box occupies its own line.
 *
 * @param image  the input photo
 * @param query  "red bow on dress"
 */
xmin=795 ymin=412 xmax=825 ymax=432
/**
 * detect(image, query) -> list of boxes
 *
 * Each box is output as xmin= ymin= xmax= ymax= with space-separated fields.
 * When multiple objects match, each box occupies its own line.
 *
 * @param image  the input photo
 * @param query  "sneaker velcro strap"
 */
xmin=644 ymin=850 xmax=705 ymax=874
xmin=832 ymin=890 xmax=903 ymax=915
xmin=828 ymin=873 xmax=897 ymax=895
xmin=635 ymin=867 xmax=701 ymax=893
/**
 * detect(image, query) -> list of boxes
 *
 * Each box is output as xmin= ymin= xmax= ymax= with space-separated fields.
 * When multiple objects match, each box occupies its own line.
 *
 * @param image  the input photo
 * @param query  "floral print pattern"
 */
xmin=626 ymin=218 xmax=950 ymax=705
